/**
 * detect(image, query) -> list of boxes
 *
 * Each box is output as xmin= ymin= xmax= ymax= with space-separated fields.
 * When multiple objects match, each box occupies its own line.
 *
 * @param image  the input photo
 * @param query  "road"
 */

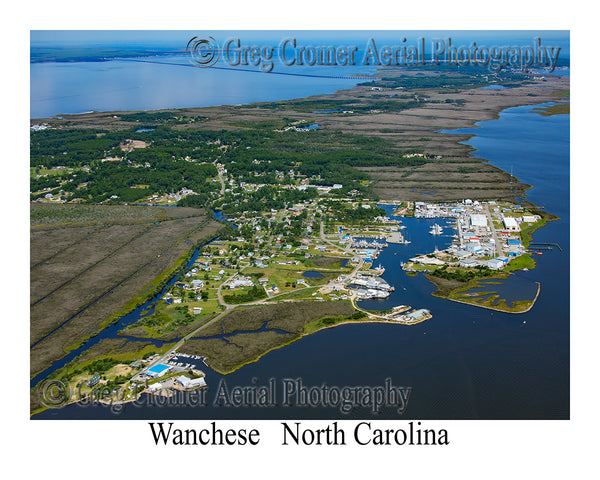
xmin=213 ymin=156 xmax=227 ymax=195
xmin=484 ymin=204 xmax=502 ymax=257
xmin=320 ymin=219 xmax=364 ymax=278
xmin=137 ymin=220 xmax=360 ymax=378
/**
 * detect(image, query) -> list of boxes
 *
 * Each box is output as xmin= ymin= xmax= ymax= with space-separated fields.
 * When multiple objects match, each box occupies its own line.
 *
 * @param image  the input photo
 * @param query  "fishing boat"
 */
xmin=429 ymin=223 xmax=443 ymax=235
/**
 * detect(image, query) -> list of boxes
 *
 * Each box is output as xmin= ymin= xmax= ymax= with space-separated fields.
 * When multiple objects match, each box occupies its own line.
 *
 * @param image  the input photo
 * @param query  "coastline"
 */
xmin=30 ymin=66 xmax=569 ymax=418
xmin=441 ymin=281 xmax=542 ymax=314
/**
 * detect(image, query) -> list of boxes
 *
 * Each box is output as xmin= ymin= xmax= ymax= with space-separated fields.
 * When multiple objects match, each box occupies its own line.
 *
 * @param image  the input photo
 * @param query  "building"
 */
xmin=193 ymin=307 xmax=203 ymax=315
xmin=176 ymin=375 xmax=207 ymax=390
xmin=465 ymin=241 xmax=483 ymax=254
xmin=87 ymin=374 xmax=101 ymax=387
xmin=470 ymin=214 xmax=488 ymax=228
xmin=487 ymin=258 xmax=505 ymax=270
xmin=503 ymin=216 xmax=520 ymax=232
xmin=190 ymin=279 xmax=204 ymax=288
xmin=148 ymin=382 xmax=163 ymax=392
xmin=404 ymin=309 xmax=430 ymax=322
xmin=459 ymin=259 xmax=479 ymax=268
xmin=146 ymin=364 xmax=172 ymax=378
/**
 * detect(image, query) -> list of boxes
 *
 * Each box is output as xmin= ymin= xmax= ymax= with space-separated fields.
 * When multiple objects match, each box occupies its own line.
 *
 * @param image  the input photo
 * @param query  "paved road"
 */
xmin=138 ymin=220 xmax=359 ymax=378
xmin=484 ymin=204 xmax=502 ymax=257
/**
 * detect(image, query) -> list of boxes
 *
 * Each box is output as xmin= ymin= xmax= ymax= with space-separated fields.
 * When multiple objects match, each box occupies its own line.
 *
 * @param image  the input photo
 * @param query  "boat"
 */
xmin=429 ymin=224 xmax=443 ymax=235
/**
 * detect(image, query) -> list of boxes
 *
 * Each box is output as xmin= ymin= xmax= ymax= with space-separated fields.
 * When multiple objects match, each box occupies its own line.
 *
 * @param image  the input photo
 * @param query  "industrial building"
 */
xmin=503 ymin=216 xmax=520 ymax=232
xmin=146 ymin=363 xmax=172 ymax=378
xmin=470 ymin=214 xmax=488 ymax=228
xmin=175 ymin=375 xmax=207 ymax=390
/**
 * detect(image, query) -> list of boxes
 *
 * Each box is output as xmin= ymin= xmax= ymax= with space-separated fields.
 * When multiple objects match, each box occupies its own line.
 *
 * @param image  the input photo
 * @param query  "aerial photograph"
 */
xmin=30 ymin=30 xmax=570 ymax=420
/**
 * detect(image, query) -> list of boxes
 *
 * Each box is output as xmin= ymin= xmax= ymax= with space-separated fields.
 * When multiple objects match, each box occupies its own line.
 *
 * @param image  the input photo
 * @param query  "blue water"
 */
xmin=303 ymin=271 xmax=324 ymax=278
xmin=30 ymin=241 xmax=209 ymax=389
xmin=35 ymin=104 xmax=569 ymax=420
xmin=297 ymin=123 xmax=321 ymax=131
xmin=36 ymin=104 xmax=569 ymax=419
xmin=30 ymin=55 xmax=369 ymax=118
xmin=32 ymin=63 xmax=569 ymax=419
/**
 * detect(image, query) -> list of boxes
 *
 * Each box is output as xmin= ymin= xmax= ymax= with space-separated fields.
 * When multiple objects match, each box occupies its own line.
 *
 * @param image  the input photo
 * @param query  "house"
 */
xmin=87 ymin=374 xmax=101 ymax=387
xmin=193 ymin=307 xmax=203 ymax=315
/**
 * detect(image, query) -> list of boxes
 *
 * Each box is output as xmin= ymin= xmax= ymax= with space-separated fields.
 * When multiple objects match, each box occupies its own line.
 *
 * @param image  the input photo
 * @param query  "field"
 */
xmin=30 ymin=204 xmax=224 ymax=377
xmin=181 ymin=300 xmax=356 ymax=373
xmin=33 ymin=68 xmax=569 ymax=203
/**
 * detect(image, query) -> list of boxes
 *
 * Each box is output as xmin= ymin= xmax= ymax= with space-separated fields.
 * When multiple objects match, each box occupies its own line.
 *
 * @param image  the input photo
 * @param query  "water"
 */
xmin=303 ymin=271 xmax=324 ymax=278
xmin=30 ymin=55 xmax=368 ymax=118
xmin=28 ymin=32 xmax=571 ymax=427
xmin=33 ymin=93 xmax=569 ymax=420
xmin=297 ymin=123 xmax=321 ymax=131
xmin=30 ymin=240 xmax=210 ymax=389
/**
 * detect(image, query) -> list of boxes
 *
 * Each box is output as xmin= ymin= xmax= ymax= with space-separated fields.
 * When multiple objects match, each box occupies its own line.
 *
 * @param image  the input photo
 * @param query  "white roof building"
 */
xmin=176 ymin=375 xmax=207 ymax=389
xmin=470 ymin=214 xmax=488 ymax=228
xmin=487 ymin=258 xmax=505 ymax=270
xmin=503 ymin=216 xmax=520 ymax=232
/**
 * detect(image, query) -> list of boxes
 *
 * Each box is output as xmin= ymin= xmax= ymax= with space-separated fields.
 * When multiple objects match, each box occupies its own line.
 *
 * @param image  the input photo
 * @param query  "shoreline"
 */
xmin=441 ymin=281 xmax=542 ymax=314
xmin=30 ymin=64 xmax=568 ymax=416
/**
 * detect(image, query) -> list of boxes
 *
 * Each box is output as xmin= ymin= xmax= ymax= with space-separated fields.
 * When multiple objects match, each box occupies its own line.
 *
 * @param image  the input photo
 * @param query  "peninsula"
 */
xmin=30 ymin=64 xmax=569 ymax=414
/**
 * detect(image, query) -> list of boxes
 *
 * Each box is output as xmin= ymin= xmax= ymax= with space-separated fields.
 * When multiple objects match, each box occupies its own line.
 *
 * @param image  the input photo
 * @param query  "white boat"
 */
xmin=429 ymin=224 xmax=443 ymax=235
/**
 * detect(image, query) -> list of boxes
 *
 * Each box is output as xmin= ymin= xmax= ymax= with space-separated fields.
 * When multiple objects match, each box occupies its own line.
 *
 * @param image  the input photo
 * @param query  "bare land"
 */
xmin=30 ymin=204 xmax=224 ymax=377
xmin=182 ymin=301 xmax=356 ymax=373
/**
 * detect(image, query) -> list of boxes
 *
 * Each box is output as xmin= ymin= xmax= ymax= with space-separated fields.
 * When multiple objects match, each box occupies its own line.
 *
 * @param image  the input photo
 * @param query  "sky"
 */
xmin=30 ymin=30 xmax=570 ymax=56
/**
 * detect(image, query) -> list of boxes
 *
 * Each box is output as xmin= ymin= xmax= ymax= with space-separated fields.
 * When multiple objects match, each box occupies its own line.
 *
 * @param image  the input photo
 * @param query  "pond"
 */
xmin=303 ymin=271 xmax=324 ymax=278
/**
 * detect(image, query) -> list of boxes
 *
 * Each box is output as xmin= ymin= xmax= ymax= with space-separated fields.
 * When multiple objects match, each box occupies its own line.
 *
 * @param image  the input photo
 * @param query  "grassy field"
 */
xmin=30 ymin=203 xmax=224 ymax=378
xmin=531 ymin=103 xmax=570 ymax=116
xmin=30 ymin=337 xmax=175 ymax=415
xmin=182 ymin=300 xmax=356 ymax=373
xmin=34 ymin=68 xmax=569 ymax=204
xmin=504 ymin=254 xmax=536 ymax=272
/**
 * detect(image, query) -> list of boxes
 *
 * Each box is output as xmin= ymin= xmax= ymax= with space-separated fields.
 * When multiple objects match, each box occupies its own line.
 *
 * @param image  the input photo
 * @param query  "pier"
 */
xmin=529 ymin=242 xmax=562 ymax=251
